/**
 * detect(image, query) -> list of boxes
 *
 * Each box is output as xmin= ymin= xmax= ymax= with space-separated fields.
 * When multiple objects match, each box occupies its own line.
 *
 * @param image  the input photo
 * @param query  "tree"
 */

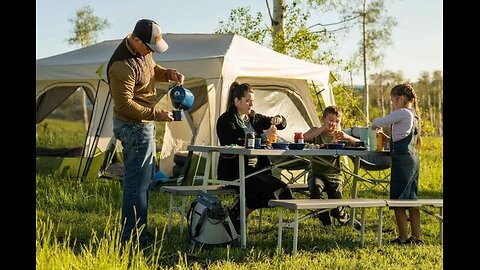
xmin=369 ymin=70 xmax=404 ymax=117
xmin=66 ymin=5 xmax=110 ymax=47
xmin=355 ymin=0 xmax=397 ymax=124
xmin=431 ymin=70 xmax=443 ymax=136
xmin=66 ymin=5 xmax=110 ymax=130
xmin=216 ymin=7 xmax=268 ymax=44
xmin=308 ymin=0 xmax=397 ymax=124
xmin=266 ymin=0 xmax=286 ymax=53
xmin=216 ymin=1 xmax=338 ymax=64
xmin=216 ymin=1 xmax=376 ymax=120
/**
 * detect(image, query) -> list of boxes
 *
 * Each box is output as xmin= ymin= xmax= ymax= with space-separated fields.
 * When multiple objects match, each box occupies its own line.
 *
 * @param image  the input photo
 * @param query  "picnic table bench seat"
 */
xmin=386 ymin=199 xmax=443 ymax=243
xmin=268 ymin=198 xmax=388 ymax=254
xmin=268 ymin=198 xmax=443 ymax=254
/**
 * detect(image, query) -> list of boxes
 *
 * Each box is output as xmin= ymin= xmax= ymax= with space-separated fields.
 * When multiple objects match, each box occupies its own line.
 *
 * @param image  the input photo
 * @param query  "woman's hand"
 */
xmin=378 ymin=129 xmax=391 ymax=142
xmin=270 ymin=115 xmax=282 ymax=125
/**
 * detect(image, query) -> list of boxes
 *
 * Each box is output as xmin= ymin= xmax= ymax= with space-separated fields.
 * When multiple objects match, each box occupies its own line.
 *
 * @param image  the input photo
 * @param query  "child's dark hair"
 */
xmin=322 ymin=105 xmax=343 ymax=119
xmin=391 ymin=83 xmax=422 ymax=148
xmin=226 ymin=81 xmax=254 ymax=112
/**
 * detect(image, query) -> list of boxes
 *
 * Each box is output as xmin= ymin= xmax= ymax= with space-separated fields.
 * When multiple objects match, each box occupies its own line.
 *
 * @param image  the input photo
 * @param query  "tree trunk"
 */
xmin=362 ymin=0 xmax=369 ymax=125
xmin=272 ymin=0 xmax=286 ymax=53
xmin=428 ymin=94 xmax=433 ymax=127
xmin=376 ymin=85 xmax=381 ymax=108
xmin=437 ymin=90 xmax=443 ymax=136
xmin=381 ymin=94 xmax=385 ymax=116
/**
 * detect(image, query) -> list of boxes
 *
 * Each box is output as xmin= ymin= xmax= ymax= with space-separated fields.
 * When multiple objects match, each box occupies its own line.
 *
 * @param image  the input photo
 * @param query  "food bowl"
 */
xmin=325 ymin=143 xmax=345 ymax=149
xmin=337 ymin=140 xmax=349 ymax=146
xmin=288 ymin=143 xmax=305 ymax=150
xmin=271 ymin=142 xmax=289 ymax=150
xmin=355 ymin=141 xmax=366 ymax=147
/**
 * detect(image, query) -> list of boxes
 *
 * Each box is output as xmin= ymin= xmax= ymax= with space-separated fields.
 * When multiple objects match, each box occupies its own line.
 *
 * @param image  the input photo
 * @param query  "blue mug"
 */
xmin=172 ymin=109 xmax=182 ymax=121
xmin=170 ymin=85 xmax=194 ymax=110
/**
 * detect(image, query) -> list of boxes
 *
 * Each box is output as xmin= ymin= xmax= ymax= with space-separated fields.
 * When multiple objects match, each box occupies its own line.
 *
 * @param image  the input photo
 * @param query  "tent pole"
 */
xmin=77 ymin=78 xmax=110 ymax=181
xmin=176 ymin=110 xmax=197 ymax=185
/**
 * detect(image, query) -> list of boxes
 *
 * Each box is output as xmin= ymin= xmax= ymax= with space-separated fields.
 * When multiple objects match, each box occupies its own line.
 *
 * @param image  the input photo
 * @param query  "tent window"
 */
xmin=36 ymin=86 xmax=94 ymax=150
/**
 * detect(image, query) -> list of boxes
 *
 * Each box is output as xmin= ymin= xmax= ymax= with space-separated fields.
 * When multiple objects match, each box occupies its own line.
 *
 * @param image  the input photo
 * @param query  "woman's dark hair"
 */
xmin=226 ymin=81 xmax=254 ymax=112
xmin=391 ymin=83 xmax=422 ymax=148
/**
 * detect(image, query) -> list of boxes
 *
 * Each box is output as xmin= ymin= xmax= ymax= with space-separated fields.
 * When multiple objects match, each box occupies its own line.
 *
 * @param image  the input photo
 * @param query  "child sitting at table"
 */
xmin=303 ymin=105 xmax=362 ymax=229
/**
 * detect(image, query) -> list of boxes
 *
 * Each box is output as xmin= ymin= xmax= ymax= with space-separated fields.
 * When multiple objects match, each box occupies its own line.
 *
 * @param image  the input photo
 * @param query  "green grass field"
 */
xmin=36 ymin=137 xmax=443 ymax=269
xmin=36 ymin=118 xmax=167 ymax=149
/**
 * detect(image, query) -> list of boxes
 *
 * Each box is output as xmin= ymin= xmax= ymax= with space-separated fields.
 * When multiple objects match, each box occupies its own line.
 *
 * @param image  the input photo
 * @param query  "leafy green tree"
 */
xmin=431 ymin=70 xmax=443 ymax=135
xmin=309 ymin=0 xmax=397 ymax=124
xmin=412 ymin=70 xmax=443 ymax=136
xmin=331 ymin=82 xmax=364 ymax=128
xmin=66 ymin=5 xmax=110 ymax=47
xmin=369 ymin=70 xmax=404 ymax=118
xmin=216 ymin=7 xmax=268 ymax=44
xmin=216 ymin=1 xmax=338 ymax=65
xmin=66 ymin=5 xmax=110 ymax=130
xmin=270 ymin=0 xmax=287 ymax=53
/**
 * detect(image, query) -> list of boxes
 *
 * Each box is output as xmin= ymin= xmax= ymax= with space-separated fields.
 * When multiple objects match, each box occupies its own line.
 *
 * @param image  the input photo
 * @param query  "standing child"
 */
xmin=371 ymin=83 xmax=423 ymax=245
xmin=303 ymin=105 xmax=361 ymax=229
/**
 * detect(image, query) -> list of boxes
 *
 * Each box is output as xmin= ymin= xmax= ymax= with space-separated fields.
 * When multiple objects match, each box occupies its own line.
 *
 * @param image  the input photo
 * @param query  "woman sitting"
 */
xmin=216 ymin=81 xmax=293 ymax=232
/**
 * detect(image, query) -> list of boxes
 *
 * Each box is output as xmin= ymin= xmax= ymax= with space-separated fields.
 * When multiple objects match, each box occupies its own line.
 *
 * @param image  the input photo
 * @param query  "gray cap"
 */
xmin=132 ymin=19 xmax=168 ymax=53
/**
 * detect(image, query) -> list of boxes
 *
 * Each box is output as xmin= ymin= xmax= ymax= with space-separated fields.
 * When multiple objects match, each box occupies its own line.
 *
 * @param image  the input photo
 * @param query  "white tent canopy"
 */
xmin=36 ymin=34 xmax=334 ymax=179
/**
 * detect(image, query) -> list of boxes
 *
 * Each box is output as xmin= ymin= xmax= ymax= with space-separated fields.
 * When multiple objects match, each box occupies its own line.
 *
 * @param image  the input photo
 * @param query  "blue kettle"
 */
xmin=170 ymin=85 xmax=194 ymax=110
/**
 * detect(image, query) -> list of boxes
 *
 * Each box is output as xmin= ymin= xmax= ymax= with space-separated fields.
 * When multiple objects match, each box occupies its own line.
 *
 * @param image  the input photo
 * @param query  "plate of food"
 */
xmin=343 ymin=146 xmax=368 ymax=151
xmin=288 ymin=143 xmax=306 ymax=150
xmin=271 ymin=142 xmax=289 ymax=150
xmin=324 ymin=143 xmax=345 ymax=149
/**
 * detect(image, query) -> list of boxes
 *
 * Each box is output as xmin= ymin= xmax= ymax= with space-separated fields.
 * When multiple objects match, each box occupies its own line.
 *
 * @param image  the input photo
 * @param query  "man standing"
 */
xmin=107 ymin=19 xmax=184 ymax=247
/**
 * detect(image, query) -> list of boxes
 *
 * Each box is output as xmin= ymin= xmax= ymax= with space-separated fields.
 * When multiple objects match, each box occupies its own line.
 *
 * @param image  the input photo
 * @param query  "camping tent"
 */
xmin=36 ymin=34 xmax=334 ymax=180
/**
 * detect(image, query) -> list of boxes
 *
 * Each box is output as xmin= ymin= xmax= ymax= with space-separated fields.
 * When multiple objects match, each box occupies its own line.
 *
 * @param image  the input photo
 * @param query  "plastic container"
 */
xmin=294 ymin=132 xmax=304 ymax=144
xmin=254 ymin=138 xmax=262 ymax=149
xmin=368 ymin=127 xmax=377 ymax=151
xmin=376 ymin=131 xmax=384 ymax=151
xmin=267 ymin=125 xmax=277 ymax=144
xmin=358 ymin=127 xmax=370 ymax=149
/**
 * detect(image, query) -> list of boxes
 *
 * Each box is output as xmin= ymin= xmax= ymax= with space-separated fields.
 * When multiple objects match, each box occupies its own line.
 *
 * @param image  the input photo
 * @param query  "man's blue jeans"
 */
xmin=113 ymin=118 xmax=156 ymax=243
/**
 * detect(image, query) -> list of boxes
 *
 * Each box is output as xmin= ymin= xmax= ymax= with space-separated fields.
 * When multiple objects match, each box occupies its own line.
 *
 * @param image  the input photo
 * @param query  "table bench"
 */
xmin=268 ymin=198 xmax=387 ymax=254
xmin=385 ymin=199 xmax=443 ymax=243
xmin=268 ymin=198 xmax=443 ymax=254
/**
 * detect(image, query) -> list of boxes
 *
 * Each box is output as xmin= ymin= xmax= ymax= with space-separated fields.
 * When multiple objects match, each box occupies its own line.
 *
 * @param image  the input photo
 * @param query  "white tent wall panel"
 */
xmin=36 ymin=34 xmax=332 ymax=179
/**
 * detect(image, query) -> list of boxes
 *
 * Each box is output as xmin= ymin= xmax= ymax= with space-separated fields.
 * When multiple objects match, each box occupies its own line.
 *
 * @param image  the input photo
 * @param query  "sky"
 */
xmin=36 ymin=0 xmax=442 ymax=84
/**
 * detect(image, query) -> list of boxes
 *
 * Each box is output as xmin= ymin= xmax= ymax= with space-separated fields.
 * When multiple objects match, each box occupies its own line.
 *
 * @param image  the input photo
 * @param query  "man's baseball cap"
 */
xmin=132 ymin=19 xmax=169 ymax=53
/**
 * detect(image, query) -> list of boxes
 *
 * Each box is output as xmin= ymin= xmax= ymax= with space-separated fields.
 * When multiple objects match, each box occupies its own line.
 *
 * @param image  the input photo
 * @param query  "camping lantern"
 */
xmin=170 ymin=85 xmax=194 ymax=110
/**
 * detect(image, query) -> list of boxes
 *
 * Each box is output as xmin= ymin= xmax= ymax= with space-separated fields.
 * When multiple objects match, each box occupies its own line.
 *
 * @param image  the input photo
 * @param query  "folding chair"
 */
xmin=357 ymin=154 xmax=391 ymax=193
xmin=341 ymin=127 xmax=391 ymax=194
xmin=269 ymin=156 xmax=311 ymax=184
